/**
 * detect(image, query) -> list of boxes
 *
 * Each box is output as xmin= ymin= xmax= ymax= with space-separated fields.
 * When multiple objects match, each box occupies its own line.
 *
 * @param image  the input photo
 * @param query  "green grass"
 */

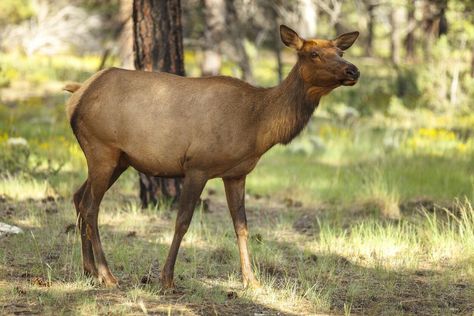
xmin=0 ymin=53 xmax=473 ymax=315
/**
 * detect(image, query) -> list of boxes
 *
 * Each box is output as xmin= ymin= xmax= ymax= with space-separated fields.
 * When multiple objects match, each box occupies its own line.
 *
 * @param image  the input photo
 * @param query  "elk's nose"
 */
xmin=345 ymin=66 xmax=360 ymax=79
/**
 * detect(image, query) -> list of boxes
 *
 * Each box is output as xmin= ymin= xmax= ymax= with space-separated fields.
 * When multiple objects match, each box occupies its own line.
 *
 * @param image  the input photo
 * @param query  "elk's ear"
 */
xmin=280 ymin=25 xmax=304 ymax=50
xmin=333 ymin=31 xmax=359 ymax=50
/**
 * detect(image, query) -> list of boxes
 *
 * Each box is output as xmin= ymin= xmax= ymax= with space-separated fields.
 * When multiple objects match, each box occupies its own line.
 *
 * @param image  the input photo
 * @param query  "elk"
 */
xmin=65 ymin=25 xmax=359 ymax=288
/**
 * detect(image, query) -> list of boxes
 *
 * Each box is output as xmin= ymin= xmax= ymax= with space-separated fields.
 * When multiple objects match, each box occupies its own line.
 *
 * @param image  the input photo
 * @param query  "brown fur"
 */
xmin=67 ymin=25 xmax=359 ymax=288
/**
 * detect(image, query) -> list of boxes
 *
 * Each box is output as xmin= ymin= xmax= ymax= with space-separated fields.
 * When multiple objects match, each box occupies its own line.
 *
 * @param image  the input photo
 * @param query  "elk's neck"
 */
xmin=258 ymin=62 xmax=332 ymax=150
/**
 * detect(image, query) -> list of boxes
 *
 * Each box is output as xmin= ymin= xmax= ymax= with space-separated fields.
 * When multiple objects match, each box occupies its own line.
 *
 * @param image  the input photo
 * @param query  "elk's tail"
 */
xmin=63 ymin=82 xmax=82 ymax=93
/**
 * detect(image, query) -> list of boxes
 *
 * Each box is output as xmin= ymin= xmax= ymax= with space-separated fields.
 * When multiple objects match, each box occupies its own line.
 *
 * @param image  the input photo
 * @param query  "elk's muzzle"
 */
xmin=342 ymin=64 xmax=360 ymax=86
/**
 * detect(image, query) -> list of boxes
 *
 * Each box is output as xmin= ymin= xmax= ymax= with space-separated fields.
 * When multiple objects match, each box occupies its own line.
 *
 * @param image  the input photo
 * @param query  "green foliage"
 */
xmin=0 ymin=136 xmax=30 ymax=174
xmin=0 ymin=0 xmax=33 ymax=26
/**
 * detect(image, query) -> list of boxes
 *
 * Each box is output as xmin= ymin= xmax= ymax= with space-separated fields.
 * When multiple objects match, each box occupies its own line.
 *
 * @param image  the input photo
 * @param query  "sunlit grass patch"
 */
xmin=0 ymin=174 xmax=52 ymax=200
xmin=421 ymin=200 xmax=474 ymax=266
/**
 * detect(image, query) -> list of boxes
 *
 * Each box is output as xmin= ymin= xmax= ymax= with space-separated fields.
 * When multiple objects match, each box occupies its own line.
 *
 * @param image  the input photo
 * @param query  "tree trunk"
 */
xmin=471 ymin=46 xmax=474 ymax=78
xmin=390 ymin=7 xmax=403 ymax=65
xmin=119 ymin=0 xmax=134 ymax=69
xmin=298 ymin=0 xmax=317 ymax=38
xmin=365 ymin=3 xmax=375 ymax=57
xmin=132 ymin=0 xmax=185 ymax=208
xmin=405 ymin=0 xmax=416 ymax=61
xmin=264 ymin=2 xmax=283 ymax=83
xmin=201 ymin=0 xmax=225 ymax=76
xmin=224 ymin=0 xmax=253 ymax=82
xmin=421 ymin=0 xmax=448 ymax=58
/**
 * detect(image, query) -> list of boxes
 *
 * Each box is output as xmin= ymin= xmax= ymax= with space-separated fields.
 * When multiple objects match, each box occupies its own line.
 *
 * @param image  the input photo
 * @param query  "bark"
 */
xmin=133 ymin=0 xmax=185 ymax=208
xmin=201 ymin=0 xmax=225 ymax=76
xmin=133 ymin=0 xmax=185 ymax=75
xmin=224 ymin=0 xmax=253 ymax=82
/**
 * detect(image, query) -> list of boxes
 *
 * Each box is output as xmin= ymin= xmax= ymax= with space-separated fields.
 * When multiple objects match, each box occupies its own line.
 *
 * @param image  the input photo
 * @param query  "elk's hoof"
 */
xmin=243 ymin=278 xmax=261 ymax=289
xmin=99 ymin=273 xmax=119 ymax=288
xmin=83 ymin=265 xmax=99 ymax=278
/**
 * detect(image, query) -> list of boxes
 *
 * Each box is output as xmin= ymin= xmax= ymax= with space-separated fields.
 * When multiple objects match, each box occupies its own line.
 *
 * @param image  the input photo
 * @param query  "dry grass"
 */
xmin=0 ymin=175 xmax=473 ymax=315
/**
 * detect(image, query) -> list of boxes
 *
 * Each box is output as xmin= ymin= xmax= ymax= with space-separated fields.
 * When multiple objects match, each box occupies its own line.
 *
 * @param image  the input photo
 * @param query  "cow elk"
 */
xmin=64 ymin=25 xmax=359 ymax=288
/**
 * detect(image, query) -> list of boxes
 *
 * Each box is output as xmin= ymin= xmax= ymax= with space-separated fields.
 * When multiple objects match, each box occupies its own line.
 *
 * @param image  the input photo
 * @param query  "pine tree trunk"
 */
xmin=132 ymin=0 xmax=185 ymax=208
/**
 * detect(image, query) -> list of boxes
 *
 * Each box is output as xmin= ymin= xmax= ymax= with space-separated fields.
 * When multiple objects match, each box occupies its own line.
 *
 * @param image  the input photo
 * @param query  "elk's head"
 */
xmin=280 ymin=25 xmax=360 ymax=89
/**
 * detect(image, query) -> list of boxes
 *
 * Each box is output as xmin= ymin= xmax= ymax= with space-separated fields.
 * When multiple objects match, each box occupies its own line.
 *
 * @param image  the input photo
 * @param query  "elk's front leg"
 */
xmin=223 ymin=176 xmax=259 ymax=288
xmin=161 ymin=172 xmax=207 ymax=288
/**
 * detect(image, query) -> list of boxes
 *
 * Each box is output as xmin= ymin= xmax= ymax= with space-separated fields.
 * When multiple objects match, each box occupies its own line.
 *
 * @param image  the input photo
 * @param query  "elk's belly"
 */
xmin=123 ymin=147 xmax=259 ymax=179
xmin=117 ymin=125 xmax=259 ymax=178
xmin=119 ymin=137 xmax=187 ymax=176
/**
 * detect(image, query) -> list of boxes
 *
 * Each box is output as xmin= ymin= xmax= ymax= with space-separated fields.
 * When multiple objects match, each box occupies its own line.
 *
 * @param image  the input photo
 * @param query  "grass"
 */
xmin=0 ymin=52 xmax=474 ymax=315
xmin=1 ymin=183 xmax=473 ymax=314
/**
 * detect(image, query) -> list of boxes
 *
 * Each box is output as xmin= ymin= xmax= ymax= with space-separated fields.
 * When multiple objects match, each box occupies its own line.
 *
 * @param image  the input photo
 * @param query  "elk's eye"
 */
xmin=311 ymin=51 xmax=318 ymax=58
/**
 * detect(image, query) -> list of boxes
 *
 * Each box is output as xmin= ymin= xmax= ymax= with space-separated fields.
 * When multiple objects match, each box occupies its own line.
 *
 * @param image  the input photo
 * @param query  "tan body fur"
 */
xmin=68 ymin=25 xmax=360 ymax=288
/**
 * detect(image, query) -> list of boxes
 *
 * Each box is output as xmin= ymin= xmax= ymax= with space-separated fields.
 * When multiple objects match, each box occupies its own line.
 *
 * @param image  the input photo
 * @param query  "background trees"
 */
xmin=1 ymin=0 xmax=474 ymax=199
xmin=2 ymin=0 xmax=473 ymax=111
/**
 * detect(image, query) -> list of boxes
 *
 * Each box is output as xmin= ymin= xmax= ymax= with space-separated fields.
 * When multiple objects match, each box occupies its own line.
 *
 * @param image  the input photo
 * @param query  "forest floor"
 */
xmin=0 ymin=184 xmax=473 ymax=315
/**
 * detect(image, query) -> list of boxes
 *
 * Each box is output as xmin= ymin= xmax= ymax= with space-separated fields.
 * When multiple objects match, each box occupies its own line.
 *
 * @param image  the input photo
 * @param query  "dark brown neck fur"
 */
xmin=258 ymin=61 xmax=334 ymax=150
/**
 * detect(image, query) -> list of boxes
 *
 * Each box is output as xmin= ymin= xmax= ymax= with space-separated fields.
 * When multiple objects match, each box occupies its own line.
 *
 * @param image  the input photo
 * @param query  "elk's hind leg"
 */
xmin=74 ymin=180 xmax=97 ymax=277
xmin=79 ymin=146 xmax=127 ymax=287
xmin=161 ymin=171 xmax=207 ymax=288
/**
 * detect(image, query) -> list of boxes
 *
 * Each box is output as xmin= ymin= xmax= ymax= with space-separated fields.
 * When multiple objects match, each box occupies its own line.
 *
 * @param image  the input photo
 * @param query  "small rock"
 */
xmin=0 ymin=222 xmax=24 ymax=237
